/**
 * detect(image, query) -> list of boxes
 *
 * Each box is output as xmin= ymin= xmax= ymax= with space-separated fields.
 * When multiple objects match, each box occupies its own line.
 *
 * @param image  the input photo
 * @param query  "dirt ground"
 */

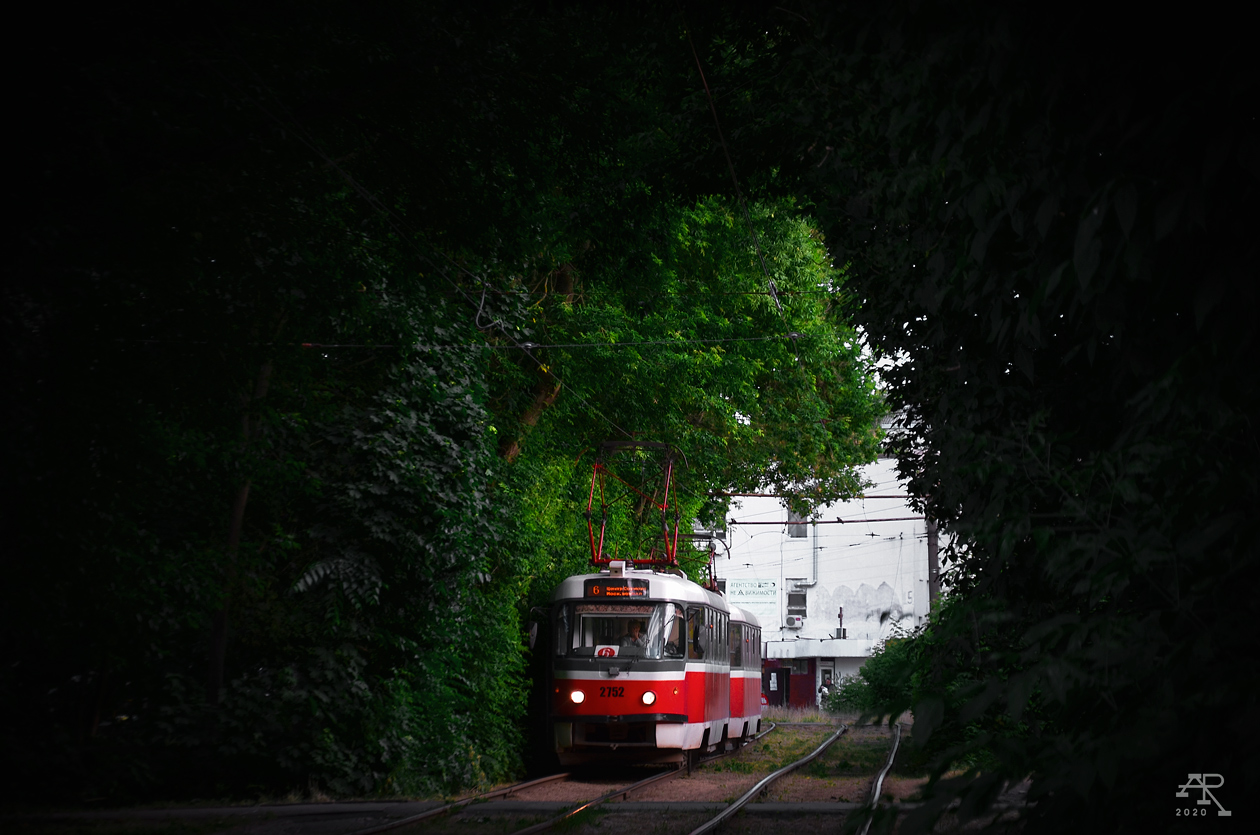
xmin=501 ymin=722 xmax=889 ymax=805
xmin=413 ymin=722 xmax=902 ymax=835
xmin=8 ymin=719 xmax=940 ymax=835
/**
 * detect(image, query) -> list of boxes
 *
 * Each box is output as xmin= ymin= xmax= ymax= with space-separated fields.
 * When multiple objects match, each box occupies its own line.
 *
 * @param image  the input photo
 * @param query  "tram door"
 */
xmin=763 ymin=668 xmax=788 ymax=707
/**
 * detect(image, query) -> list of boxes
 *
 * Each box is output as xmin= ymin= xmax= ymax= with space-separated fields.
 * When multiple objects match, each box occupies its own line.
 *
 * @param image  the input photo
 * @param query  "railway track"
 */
xmin=9 ymin=723 xmax=915 ymax=835
xmin=686 ymin=724 xmax=848 ymax=835
xmin=344 ymin=723 xmax=781 ymax=835
xmin=856 ymin=721 xmax=903 ymax=835
xmin=343 ymin=772 xmax=576 ymax=835
xmin=356 ymin=721 xmax=878 ymax=835
xmin=444 ymin=721 xmax=897 ymax=835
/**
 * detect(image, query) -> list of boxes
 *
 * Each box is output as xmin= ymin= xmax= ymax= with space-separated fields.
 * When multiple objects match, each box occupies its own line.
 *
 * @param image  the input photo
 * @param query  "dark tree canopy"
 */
xmin=3 ymin=0 xmax=882 ymax=801
xmin=754 ymin=4 xmax=1258 ymax=831
xmin=4 ymin=2 xmax=1256 ymax=827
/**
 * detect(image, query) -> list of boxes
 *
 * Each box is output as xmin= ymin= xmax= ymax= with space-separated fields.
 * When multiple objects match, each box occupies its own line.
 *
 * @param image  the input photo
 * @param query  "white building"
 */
xmin=711 ymin=456 xmax=934 ymax=707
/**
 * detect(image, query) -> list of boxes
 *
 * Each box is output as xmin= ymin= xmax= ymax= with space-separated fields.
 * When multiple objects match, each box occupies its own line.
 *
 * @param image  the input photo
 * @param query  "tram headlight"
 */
xmin=641 ymin=690 xmax=657 ymax=706
xmin=569 ymin=689 xmax=585 ymax=704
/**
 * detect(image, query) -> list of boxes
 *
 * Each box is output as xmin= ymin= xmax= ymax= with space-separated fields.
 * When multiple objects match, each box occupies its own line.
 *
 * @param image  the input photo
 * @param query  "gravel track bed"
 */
xmin=763 ymin=724 xmax=892 ymax=803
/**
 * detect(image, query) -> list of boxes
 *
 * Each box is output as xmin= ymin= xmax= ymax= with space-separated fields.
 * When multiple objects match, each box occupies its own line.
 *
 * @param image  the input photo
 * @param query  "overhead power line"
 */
xmin=711 ymin=492 xmax=909 ymax=499
xmin=113 ymin=334 xmax=801 ymax=350
xmin=728 ymin=516 xmax=925 ymax=525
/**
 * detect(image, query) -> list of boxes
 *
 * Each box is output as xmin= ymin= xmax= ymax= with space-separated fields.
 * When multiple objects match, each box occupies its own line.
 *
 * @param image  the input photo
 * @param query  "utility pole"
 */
xmin=926 ymin=517 xmax=940 ymax=612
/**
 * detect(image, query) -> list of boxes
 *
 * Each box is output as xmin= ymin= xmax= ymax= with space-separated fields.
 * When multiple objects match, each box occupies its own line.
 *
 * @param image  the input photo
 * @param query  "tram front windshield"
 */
xmin=554 ymin=603 xmax=682 ymax=659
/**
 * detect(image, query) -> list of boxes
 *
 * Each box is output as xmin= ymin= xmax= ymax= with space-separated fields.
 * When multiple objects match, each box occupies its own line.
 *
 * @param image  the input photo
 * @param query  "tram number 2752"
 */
xmin=598 ymin=686 xmax=625 ymax=698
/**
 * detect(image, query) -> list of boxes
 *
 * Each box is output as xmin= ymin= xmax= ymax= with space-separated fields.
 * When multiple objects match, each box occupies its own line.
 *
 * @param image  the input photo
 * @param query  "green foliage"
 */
xmin=502 ymin=193 xmax=884 ymax=596
xmin=3 ymin=1 xmax=885 ymax=802
xmin=826 ymin=636 xmax=914 ymax=719
xmin=26 ymin=5 xmax=1249 ymax=823
xmin=751 ymin=3 xmax=1259 ymax=830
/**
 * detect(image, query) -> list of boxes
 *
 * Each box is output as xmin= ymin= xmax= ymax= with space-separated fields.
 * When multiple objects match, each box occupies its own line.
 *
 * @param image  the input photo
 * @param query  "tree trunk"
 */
xmin=87 ymin=661 xmax=108 ymax=740
xmin=207 ymin=358 xmax=272 ymax=703
xmin=500 ymin=374 xmax=561 ymax=463
xmin=498 ymin=258 xmax=580 ymax=463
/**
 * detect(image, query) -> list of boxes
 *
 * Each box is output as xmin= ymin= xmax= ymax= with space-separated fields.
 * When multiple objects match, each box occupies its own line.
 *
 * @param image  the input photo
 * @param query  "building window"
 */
xmin=787 ymin=591 xmax=807 ymax=621
xmin=786 ymin=509 xmax=807 ymax=538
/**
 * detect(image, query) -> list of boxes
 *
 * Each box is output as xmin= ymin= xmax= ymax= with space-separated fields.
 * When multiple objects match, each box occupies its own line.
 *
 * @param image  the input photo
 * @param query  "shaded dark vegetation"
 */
xmin=3 ymin=2 xmax=1256 ymax=830
xmin=797 ymin=5 xmax=1259 ymax=831
xmin=4 ymin=0 xmax=882 ymax=805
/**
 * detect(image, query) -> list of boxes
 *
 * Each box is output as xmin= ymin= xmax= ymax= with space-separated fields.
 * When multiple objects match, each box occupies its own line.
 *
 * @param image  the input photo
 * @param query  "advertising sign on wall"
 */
xmin=726 ymin=578 xmax=777 ymax=625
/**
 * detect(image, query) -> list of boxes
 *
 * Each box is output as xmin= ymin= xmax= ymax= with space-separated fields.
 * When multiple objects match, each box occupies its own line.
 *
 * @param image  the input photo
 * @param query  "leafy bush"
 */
xmin=825 ymin=633 xmax=915 ymax=717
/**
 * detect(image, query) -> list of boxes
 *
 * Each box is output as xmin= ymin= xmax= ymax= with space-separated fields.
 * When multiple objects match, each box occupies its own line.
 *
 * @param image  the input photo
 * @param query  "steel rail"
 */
xmin=857 ymin=722 xmax=903 ymax=835
xmin=347 ymin=723 xmax=779 ymax=835
xmin=687 ymin=724 xmax=848 ymax=835
xmin=342 ymin=772 xmax=571 ymax=835
xmin=510 ymin=765 xmax=685 ymax=835
xmin=508 ymin=724 xmax=778 ymax=835
xmin=692 ymin=722 xmax=776 ymax=771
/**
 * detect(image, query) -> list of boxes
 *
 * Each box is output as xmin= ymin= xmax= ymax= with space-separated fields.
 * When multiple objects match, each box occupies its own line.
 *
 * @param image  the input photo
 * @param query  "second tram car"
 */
xmin=727 ymin=605 xmax=763 ymax=742
xmin=550 ymin=560 xmax=762 ymax=765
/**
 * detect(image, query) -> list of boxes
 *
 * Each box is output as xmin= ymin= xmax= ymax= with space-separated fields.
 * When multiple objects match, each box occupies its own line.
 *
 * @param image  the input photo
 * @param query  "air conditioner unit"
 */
xmin=784 ymin=615 xmax=805 ymax=628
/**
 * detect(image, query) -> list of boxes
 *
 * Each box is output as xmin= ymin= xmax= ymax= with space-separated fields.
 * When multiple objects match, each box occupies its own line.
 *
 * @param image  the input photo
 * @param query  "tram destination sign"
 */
xmin=584 ymin=579 xmax=650 ymax=598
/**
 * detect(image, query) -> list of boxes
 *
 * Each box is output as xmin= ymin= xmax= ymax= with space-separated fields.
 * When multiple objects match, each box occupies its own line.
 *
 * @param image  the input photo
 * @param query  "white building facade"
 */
xmin=712 ymin=457 xmax=933 ymax=707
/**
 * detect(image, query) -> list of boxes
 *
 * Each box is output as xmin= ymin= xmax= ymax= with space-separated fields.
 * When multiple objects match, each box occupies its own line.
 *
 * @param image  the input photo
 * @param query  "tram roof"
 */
xmin=728 ymin=604 xmax=761 ymax=630
xmin=551 ymin=568 xmax=727 ymax=610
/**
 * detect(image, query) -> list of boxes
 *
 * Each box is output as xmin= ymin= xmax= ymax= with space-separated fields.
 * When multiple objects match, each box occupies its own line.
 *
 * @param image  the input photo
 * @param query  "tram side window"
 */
xmin=664 ymin=604 xmax=684 ymax=657
xmin=717 ymin=612 xmax=728 ymax=666
xmin=750 ymin=627 xmax=761 ymax=668
xmin=705 ymin=609 xmax=716 ymax=659
xmin=553 ymin=604 xmax=570 ymax=657
xmin=688 ymin=607 xmax=705 ymax=659
xmin=729 ymin=621 xmax=742 ymax=667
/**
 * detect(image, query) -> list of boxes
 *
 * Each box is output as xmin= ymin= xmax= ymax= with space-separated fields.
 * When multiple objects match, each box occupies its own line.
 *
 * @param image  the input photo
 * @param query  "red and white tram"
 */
xmin=550 ymin=560 xmax=762 ymax=765
xmin=727 ymin=604 xmax=763 ymax=742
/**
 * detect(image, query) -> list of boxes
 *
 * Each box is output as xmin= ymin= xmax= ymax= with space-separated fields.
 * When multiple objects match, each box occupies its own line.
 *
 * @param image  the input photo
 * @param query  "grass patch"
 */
xmin=551 ymin=805 xmax=602 ymax=832
xmin=709 ymin=726 xmax=838 ymax=775
xmin=801 ymin=732 xmax=893 ymax=779
xmin=761 ymin=706 xmax=834 ymax=724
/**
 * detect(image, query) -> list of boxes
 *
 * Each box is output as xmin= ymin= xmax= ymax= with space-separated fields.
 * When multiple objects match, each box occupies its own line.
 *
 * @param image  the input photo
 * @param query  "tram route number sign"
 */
xmin=584 ymin=579 xmax=650 ymax=598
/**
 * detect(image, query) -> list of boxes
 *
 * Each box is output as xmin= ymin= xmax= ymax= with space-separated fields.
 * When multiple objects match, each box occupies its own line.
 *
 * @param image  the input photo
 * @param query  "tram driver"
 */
xmin=620 ymin=619 xmax=647 ymax=649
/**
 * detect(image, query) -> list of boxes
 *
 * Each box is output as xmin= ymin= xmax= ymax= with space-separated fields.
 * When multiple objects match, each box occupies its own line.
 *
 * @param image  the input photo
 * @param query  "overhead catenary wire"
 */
xmin=728 ymin=516 xmax=924 ymax=525
xmin=713 ymin=493 xmax=909 ymax=498
xmin=192 ymin=43 xmax=638 ymax=440
xmin=678 ymin=8 xmax=856 ymax=443
xmin=194 ymin=29 xmax=880 ymax=487
xmin=111 ymin=334 xmax=797 ymax=350
xmin=679 ymin=12 xmax=783 ymax=329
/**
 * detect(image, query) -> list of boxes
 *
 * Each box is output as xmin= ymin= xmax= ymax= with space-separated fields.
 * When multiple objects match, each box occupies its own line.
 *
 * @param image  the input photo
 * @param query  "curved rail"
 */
xmin=687 ymin=724 xmax=848 ymax=835
xmin=344 ymin=772 xmax=571 ymax=835
xmin=857 ymin=721 xmax=903 ymax=835
xmin=694 ymin=722 xmax=777 ymax=769
xmin=750 ymin=721 xmax=776 ymax=742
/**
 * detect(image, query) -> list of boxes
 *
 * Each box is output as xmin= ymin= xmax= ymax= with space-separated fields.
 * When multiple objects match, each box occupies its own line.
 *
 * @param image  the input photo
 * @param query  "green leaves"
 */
xmin=496 ymin=193 xmax=883 ymax=588
xmin=759 ymin=3 xmax=1259 ymax=828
